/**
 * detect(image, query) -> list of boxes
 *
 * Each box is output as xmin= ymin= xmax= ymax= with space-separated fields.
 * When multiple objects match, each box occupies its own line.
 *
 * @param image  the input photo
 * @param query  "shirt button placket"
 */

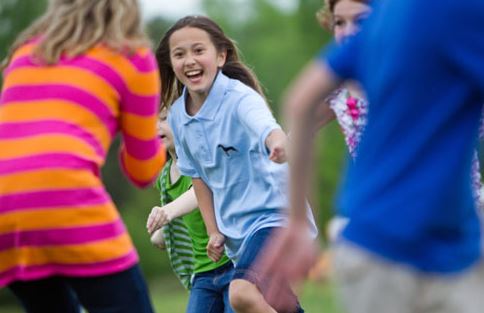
xmin=196 ymin=124 xmax=209 ymax=161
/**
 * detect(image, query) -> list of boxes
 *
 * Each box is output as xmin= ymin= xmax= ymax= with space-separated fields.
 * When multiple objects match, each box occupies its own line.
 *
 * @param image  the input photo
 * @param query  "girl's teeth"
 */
xmin=186 ymin=70 xmax=201 ymax=77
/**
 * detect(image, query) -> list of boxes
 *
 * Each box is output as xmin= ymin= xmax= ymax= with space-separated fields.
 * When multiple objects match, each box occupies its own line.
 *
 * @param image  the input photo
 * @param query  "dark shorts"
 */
xmin=186 ymin=261 xmax=235 ymax=313
xmin=233 ymin=227 xmax=304 ymax=313
xmin=8 ymin=265 xmax=153 ymax=313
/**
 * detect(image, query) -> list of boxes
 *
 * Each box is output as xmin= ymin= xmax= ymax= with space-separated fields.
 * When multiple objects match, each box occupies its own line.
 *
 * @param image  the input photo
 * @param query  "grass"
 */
xmin=150 ymin=276 xmax=346 ymax=312
xmin=0 ymin=277 xmax=345 ymax=313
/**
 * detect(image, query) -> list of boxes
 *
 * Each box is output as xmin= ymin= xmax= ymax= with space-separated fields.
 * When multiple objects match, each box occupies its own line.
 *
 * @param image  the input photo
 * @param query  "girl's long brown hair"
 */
xmin=156 ymin=15 xmax=265 ymax=109
xmin=3 ymin=0 xmax=149 ymax=69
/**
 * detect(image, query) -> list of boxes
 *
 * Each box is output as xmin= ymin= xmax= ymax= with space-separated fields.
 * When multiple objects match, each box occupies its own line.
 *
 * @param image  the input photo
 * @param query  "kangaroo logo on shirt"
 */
xmin=217 ymin=144 xmax=238 ymax=157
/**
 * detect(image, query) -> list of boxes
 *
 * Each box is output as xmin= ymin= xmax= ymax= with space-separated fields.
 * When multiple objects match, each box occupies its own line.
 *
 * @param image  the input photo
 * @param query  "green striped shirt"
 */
xmin=157 ymin=159 xmax=230 ymax=289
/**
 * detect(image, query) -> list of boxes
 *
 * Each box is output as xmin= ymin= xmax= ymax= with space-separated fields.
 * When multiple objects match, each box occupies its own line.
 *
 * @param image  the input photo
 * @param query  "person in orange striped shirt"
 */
xmin=0 ymin=1 xmax=166 ymax=312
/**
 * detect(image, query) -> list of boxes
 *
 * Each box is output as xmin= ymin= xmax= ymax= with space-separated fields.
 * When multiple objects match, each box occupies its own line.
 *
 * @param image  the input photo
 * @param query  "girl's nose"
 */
xmin=184 ymin=53 xmax=196 ymax=66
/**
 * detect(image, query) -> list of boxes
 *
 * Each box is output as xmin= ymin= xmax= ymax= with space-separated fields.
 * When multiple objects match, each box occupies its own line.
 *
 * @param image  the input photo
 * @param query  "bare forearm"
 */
xmin=287 ymin=112 xmax=316 ymax=221
xmin=284 ymin=61 xmax=340 ymax=221
xmin=192 ymin=178 xmax=219 ymax=235
xmin=164 ymin=187 xmax=198 ymax=220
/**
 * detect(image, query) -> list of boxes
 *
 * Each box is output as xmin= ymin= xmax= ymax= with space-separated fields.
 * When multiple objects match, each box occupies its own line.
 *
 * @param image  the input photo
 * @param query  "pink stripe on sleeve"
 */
xmin=123 ymin=133 xmax=161 ymax=160
xmin=121 ymin=93 xmax=160 ymax=116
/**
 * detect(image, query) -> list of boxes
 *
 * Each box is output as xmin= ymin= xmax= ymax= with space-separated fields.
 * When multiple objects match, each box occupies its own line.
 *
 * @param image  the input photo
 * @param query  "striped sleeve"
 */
xmin=118 ymin=48 xmax=166 ymax=187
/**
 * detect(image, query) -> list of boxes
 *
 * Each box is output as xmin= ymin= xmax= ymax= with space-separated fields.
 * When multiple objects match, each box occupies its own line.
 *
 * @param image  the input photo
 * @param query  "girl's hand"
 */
xmin=146 ymin=206 xmax=172 ymax=234
xmin=207 ymin=232 xmax=225 ymax=262
xmin=150 ymin=229 xmax=166 ymax=250
xmin=254 ymin=220 xmax=319 ymax=312
xmin=266 ymin=129 xmax=288 ymax=164
xmin=269 ymin=144 xmax=287 ymax=163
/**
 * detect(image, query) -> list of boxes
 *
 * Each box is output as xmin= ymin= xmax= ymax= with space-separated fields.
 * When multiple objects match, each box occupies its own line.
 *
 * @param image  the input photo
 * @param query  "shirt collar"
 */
xmin=181 ymin=71 xmax=229 ymax=125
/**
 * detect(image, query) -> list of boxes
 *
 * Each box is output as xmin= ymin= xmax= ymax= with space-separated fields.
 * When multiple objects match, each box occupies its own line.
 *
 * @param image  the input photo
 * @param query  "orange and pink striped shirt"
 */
xmin=0 ymin=42 xmax=166 ymax=287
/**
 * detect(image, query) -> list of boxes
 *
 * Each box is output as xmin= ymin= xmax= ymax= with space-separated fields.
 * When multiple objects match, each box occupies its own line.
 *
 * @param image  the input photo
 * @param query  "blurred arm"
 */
xmin=285 ymin=60 xmax=341 ymax=221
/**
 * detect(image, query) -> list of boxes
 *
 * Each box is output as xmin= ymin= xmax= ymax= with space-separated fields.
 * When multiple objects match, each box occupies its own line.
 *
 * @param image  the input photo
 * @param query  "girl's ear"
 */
xmin=217 ymin=49 xmax=227 ymax=68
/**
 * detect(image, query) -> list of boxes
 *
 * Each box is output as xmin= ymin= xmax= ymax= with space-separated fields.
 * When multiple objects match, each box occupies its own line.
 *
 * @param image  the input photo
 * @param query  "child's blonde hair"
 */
xmin=3 ymin=0 xmax=149 ymax=68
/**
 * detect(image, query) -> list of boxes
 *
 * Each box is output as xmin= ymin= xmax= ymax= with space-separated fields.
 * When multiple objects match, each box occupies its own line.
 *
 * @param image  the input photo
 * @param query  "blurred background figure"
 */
xmin=310 ymin=0 xmax=484 ymax=282
xmin=308 ymin=0 xmax=373 ymax=282
xmin=257 ymin=1 xmax=484 ymax=313
xmin=0 ymin=0 xmax=165 ymax=312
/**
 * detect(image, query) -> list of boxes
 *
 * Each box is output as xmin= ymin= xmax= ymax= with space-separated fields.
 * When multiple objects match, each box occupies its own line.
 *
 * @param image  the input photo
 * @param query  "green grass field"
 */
xmin=150 ymin=277 xmax=345 ymax=312
xmin=0 ymin=278 xmax=345 ymax=313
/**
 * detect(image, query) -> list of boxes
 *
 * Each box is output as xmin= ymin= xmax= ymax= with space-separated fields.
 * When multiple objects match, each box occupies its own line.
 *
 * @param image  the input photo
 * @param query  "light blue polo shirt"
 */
xmin=169 ymin=72 xmax=317 ymax=262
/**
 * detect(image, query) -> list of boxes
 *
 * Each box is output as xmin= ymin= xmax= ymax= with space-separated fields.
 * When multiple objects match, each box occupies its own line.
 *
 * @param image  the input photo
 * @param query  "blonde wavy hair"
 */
xmin=316 ymin=0 xmax=370 ymax=31
xmin=3 ymin=0 xmax=149 ymax=68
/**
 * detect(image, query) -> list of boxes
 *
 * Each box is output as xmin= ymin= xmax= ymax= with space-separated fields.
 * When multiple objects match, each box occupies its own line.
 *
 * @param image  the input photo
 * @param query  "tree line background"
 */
xmin=0 ymin=0 xmax=347 ymax=304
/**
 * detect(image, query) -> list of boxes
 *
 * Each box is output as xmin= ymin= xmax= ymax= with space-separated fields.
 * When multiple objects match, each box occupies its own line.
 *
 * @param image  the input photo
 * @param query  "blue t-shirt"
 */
xmin=169 ymin=72 xmax=317 ymax=263
xmin=321 ymin=0 xmax=484 ymax=272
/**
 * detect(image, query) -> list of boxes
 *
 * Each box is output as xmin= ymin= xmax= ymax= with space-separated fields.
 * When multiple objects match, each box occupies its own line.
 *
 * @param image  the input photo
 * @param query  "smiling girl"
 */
xmin=156 ymin=15 xmax=317 ymax=313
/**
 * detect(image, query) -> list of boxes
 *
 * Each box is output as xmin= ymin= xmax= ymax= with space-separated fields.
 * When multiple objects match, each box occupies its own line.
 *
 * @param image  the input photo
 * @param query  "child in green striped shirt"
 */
xmin=147 ymin=108 xmax=234 ymax=313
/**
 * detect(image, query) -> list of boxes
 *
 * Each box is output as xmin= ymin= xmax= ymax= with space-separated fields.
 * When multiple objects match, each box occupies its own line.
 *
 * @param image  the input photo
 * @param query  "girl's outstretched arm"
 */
xmin=192 ymin=178 xmax=225 ymax=262
xmin=146 ymin=187 xmax=198 ymax=234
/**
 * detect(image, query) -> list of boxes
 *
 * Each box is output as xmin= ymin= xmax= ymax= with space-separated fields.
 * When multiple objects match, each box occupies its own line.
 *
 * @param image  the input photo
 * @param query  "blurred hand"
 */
xmin=254 ymin=220 xmax=320 ymax=312
xmin=146 ymin=206 xmax=172 ymax=234
xmin=269 ymin=143 xmax=287 ymax=163
xmin=207 ymin=232 xmax=225 ymax=262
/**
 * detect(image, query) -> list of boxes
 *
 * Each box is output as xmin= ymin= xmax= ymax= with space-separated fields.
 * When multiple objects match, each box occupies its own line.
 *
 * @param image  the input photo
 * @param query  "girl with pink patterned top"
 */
xmin=313 ymin=0 xmax=372 ymax=240
xmin=315 ymin=0 xmax=371 ymax=159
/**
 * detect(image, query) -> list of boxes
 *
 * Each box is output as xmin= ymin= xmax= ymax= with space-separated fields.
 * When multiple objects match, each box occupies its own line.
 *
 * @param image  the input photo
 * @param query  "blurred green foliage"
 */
xmin=0 ymin=0 xmax=347 ymax=308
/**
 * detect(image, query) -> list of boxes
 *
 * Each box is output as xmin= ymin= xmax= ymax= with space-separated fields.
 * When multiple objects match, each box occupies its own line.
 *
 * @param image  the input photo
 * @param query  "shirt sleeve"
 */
xmin=167 ymin=109 xmax=200 ymax=178
xmin=118 ymin=49 xmax=166 ymax=187
xmin=321 ymin=34 xmax=362 ymax=81
xmin=236 ymin=92 xmax=282 ymax=156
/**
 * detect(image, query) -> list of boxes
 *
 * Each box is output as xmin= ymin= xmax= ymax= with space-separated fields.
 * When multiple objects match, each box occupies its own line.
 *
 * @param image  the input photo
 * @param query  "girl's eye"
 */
xmin=172 ymin=51 xmax=183 ymax=59
xmin=194 ymin=48 xmax=204 ymax=54
xmin=333 ymin=20 xmax=344 ymax=28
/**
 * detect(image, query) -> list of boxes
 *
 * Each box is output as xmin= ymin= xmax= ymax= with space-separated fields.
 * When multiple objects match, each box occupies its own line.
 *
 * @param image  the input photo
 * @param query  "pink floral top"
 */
xmin=328 ymin=89 xmax=368 ymax=158
xmin=329 ymin=89 xmax=483 ymax=210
